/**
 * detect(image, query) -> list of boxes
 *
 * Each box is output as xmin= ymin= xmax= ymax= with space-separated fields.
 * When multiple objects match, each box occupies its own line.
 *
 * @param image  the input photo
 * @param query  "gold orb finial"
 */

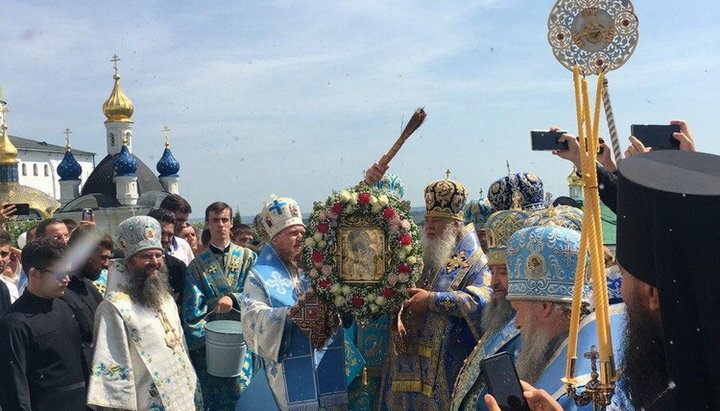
xmin=0 ymin=105 xmax=18 ymax=165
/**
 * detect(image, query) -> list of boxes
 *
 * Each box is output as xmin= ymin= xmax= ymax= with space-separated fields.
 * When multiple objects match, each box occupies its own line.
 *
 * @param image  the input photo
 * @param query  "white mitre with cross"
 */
xmin=261 ymin=196 xmax=304 ymax=239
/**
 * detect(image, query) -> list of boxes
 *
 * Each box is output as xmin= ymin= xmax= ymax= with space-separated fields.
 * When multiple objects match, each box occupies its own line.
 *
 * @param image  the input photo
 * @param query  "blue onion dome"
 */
xmin=156 ymin=147 xmax=180 ymax=177
xmin=375 ymin=173 xmax=405 ymax=199
xmin=113 ymin=144 xmax=137 ymax=176
xmin=57 ymin=149 xmax=82 ymax=180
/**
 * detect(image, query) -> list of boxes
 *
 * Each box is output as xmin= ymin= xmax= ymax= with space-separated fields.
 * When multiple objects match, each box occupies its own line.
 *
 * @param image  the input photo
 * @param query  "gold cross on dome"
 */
xmin=445 ymin=169 xmax=451 ymax=179
xmin=162 ymin=125 xmax=171 ymax=148
xmin=63 ymin=128 xmax=72 ymax=149
xmin=111 ymin=54 xmax=121 ymax=75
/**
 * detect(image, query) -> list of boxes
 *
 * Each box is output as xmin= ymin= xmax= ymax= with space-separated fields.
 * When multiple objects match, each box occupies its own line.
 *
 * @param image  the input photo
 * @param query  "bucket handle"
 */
xmin=201 ymin=306 xmax=242 ymax=321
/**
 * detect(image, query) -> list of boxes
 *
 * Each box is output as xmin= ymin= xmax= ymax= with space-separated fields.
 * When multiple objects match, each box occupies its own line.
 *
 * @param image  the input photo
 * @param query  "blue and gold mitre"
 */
xmin=488 ymin=173 xmax=546 ymax=211
xmin=524 ymin=205 xmax=583 ymax=232
xmin=375 ymin=173 xmax=405 ymax=199
xmin=424 ymin=178 xmax=467 ymax=221
xmin=463 ymin=196 xmax=495 ymax=229
xmin=506 ymin=226 xmax=589 ymax=304
xmin=485 ymin=209 xmax=530 ymax=265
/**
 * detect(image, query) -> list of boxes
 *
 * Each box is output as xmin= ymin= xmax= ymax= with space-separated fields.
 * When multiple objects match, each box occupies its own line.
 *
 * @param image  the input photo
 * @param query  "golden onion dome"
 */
xmin=0 ymin=123 xmax=18 ymax=165
xmin=0 ymin=183 xmax=60 ymax=218
xmin=567 ymin=167 xmax=583 ymax=187
xmin=102 ymin=73 xmax=134 ymax=122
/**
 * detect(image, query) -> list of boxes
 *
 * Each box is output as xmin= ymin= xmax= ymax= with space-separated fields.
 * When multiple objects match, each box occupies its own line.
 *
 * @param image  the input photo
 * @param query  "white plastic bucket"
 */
xmin=204 ymin=320 xmax=247 ymax=378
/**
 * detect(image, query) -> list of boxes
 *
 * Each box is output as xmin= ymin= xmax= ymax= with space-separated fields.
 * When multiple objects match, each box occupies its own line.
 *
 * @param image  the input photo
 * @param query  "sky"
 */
xmin=2 ymin=1 xmax=719 ymax=218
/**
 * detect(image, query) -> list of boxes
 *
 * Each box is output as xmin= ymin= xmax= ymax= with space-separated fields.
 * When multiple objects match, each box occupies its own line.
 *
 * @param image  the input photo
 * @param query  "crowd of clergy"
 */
xmin=0 ymin=120 xmax=718 ymax=411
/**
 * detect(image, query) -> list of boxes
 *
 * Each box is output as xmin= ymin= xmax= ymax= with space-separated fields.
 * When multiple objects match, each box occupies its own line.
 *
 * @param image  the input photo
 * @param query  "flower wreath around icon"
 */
xmin=301 ymin=185 xmax=423 ymax=322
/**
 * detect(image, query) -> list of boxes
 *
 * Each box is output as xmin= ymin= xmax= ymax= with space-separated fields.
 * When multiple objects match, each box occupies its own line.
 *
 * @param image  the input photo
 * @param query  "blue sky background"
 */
xmin=2 ymin=1 xmax=719 ymax=218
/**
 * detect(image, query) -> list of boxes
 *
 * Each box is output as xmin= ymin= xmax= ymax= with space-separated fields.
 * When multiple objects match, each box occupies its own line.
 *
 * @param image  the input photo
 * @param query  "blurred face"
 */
xmin=272 ymin=225 xmax=305 ymax=261
xmin=179 ymin=225 xmax=198 ymax=249
xmin=490 ymin=265 xmax=509 ymax=297
xmin=29 ymin=262 xmax=71 ymax=298
xmin=125 ymin=249 xmax=165 ymax=279
xmin=159 ymin=222 xmax=174 ymax=250
xmin=234 ymin=231 xmax=253 ymax=247
xmin=424 ymin=216 xmax=456 ymax=240
xmin=44 ymin=222 xmax=70 ymax=245
xmin=173 ymin=212 xmax=190 ymax=235
xmin=0 ymin=244 xmax=13 ymax=277
xmin=206 ymin=208 xmax=232 ymax=245
xmin=83 ymin=247 xmax=112 ymax=281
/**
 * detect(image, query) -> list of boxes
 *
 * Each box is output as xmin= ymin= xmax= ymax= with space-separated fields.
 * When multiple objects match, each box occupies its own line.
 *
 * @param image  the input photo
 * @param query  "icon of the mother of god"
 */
xmin=340 ymin=228 xmax=384 ymax=282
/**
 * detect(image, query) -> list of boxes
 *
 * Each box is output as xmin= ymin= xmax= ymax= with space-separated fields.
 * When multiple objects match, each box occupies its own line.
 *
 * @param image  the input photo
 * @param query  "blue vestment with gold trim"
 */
xmin=183 ymin=244 xmax=256 ymax=410
xmin=380 ymin=224 xmax=492 ymax=410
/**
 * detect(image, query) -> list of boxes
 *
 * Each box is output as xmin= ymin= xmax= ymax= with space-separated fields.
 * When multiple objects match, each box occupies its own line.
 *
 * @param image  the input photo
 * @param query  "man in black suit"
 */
xmin=148 ymin=209 xmax=188 ymax=310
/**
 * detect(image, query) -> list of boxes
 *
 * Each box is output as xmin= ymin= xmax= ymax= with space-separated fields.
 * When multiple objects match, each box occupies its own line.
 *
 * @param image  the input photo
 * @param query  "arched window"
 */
xmin=21 ymin=163 xmax=27 ymax=176
xmin=44 ymin=164 xmax=49 ymax=177
xmin=33 ymin=164 xmax=38 ymax=176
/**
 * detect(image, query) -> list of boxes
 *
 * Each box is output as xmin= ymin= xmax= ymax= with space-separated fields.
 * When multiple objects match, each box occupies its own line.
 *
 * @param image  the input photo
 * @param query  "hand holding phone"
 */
xmin=531 ymin=130 xmax=568 ymax=151
xmin=630 ymin=124 xmax=681 ymax=150
xmin=81 ymin=208 xmax=94 ymax=222
xmin=481 ymin=352 xmax=531 ymax=411
xmin=3 ymin=203 xmax=30 ymax=217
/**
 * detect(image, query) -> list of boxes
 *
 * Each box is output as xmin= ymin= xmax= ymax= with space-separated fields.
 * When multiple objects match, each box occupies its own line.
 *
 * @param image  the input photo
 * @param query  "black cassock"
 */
xmin=59 ymin=275 xmax=103 ymax=373
xmin=0 ymin=291 xmax=86 ymax=411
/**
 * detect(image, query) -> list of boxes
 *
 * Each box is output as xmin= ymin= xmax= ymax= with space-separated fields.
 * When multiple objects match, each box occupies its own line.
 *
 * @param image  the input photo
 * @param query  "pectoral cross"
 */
xmin=111 ymin=54 xmax=121 ymax=75
xmin=63 ymin=128 xmax=72 ymax=149
xmin=162 ymin=125 xmax=171 ymax=148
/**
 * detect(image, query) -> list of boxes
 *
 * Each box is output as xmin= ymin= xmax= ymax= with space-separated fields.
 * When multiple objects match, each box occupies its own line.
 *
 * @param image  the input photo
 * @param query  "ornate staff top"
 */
xmin=548 ymin=0 xmax=639 ymax=75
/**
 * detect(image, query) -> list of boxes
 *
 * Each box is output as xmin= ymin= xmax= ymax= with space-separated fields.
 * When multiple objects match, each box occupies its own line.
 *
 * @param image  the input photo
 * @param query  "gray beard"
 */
xmin=515 ymin=314 xmax=567 ymax=384
xmin=422 ymin=231 xmax=457 ymax=276
xmin=126 ymin=265 xmax=172 ymax=309
xmin=481 ymin=294 xmax=515 ymax=335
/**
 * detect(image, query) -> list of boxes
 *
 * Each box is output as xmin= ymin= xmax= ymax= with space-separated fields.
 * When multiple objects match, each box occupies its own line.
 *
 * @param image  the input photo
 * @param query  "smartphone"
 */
xmin=4 ymin=203 xmax=30 ymax=216
xmin=81 ymin=208 xmax=93 ymax=221
xmin=630 ymin=124 xmax=681 ymax=150
xmin=480 ymin=352 xmax=530 ymax=411
xmin=531 ymin=130 xmax=568 ymax=151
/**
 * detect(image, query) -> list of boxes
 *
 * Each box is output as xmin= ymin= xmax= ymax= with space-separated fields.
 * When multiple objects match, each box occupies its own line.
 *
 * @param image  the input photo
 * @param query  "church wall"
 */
xmin=16 ymin=149 xmax=95 ymax=201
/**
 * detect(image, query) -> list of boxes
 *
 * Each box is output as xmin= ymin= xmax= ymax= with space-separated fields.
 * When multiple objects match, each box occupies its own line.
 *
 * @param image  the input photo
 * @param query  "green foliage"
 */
xmin=233 ymin=206 xmax=242 ymax=227
xmin=5 ymin=219 xmax=41 ymax=247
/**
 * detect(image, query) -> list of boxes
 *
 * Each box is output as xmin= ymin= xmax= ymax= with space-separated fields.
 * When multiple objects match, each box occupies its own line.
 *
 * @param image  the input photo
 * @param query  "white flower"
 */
xmin=318 ymin=240 xmax=327 ymax=249
xmin=403 ymin=245 xmax=413 ymax=253
xmin=309 ymin=269 xmax=318 ymax=278
xmin=342 ymin=285 xmax=352 ymax=296
xmin=370 ymin=303 xmax=379 ymax=313
xmin=375 ymin=296 xmax=387 ymax=306
xmin=305 ymin=238 xmax=316 ymax=248
xmin=366 ymin=293 xmax=377 ymax=303
xmin=397 ymin=250 xmax=407 ymax=260
xmin=345 ymin=205 xmax=354 ymax=214
xmin=349 ymin=195 xmax=358 ymax=205
xmin=334 ymin=296 xmax=346 ymax=307
xmin=369 ymin=195 xmax=378 ymax=205
xmin=330 ymin=283 xmax=342 ymax=294
xmin=378 ymin=195 xmax=390 ymax=207
xmin=339 ymin=190 xmax=352 ymax=203
xmin=313 ymin=232 xmax=323 ymax=241
xmin=406 ymin=256 xmax=417 ymax=265
xmin=400 ymin=219 xmax=411 ymax=230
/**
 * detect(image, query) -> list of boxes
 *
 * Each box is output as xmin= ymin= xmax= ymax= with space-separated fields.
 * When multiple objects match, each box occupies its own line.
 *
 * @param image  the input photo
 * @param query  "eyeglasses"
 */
xmin=38 ymin=267 xmax=70 ymax=279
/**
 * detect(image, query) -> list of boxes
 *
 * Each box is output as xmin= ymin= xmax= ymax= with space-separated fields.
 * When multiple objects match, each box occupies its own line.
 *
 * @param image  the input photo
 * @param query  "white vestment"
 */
xmin=87 ymin=260 xmax=203 ymax=410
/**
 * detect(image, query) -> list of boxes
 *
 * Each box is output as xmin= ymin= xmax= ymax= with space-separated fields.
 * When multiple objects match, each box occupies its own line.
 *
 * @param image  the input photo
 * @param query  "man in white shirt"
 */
xmin=159 ymin=194 xmax=195 ymax=265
